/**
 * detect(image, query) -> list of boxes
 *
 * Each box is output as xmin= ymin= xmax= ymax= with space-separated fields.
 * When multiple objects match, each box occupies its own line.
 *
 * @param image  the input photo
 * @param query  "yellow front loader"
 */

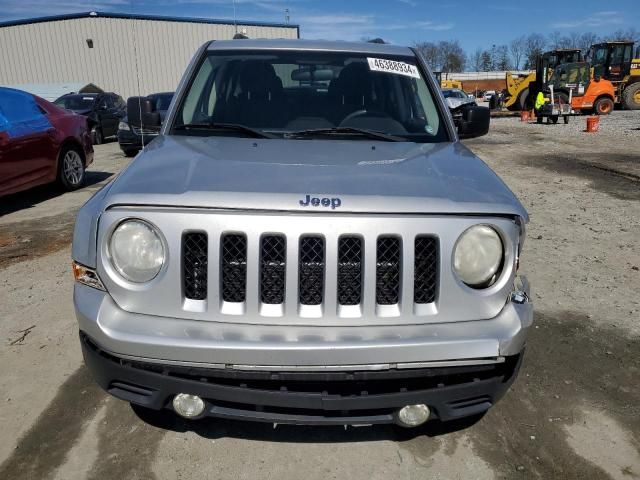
xmin=590 ymin=41 xmax=640 ymax=110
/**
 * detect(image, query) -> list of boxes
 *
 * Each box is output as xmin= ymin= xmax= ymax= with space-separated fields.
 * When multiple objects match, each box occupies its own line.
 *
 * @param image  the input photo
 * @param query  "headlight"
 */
xmin=453 ymin=225 xmax=503 ymax=288
xmin=118 ymin=121 xmax=130 ymax=131
xmin=109 ymin=220 xmax=165 ymax=283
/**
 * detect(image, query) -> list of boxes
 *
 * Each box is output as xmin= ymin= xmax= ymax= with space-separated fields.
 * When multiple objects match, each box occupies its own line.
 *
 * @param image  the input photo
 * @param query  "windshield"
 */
xmin=442 ymin=89 xmax=465 ymax=99
xmin=173 ymin=50 xmax=447 ymax=142
xmin=54 ymin=95 xmax=96 ymax=110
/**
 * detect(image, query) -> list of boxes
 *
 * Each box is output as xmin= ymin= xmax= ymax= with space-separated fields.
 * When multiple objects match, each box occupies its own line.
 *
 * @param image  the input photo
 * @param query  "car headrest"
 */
xmin=237 ymin=61 xmax=283 ymax=100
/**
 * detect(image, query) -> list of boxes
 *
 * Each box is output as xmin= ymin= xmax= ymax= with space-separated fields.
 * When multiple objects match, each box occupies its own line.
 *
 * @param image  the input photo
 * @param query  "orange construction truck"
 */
xmin=547 ymin=61 xmax=616 ymax=115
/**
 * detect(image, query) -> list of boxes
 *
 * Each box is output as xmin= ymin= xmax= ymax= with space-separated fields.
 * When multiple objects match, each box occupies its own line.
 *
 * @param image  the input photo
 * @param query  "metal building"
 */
xmin=0 ymin=11 xmax=299 ymax=99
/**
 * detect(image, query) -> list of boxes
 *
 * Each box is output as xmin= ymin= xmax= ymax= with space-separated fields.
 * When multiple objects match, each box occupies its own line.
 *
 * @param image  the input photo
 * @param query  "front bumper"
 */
xmin=74 ymin=279 xmax=533 ymax=367
xmin=75 ymin=277 xmax=531 ymax=424
xmin=117 ymin=129 xmax=157 ymax=150
xmin=80 ymin=331 xmax=523 ymax=424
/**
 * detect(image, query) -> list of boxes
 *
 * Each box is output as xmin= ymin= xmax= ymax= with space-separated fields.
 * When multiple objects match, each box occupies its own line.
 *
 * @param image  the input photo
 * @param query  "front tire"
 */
xmin=123 ymin=149 xmax=139 ymax=157
xmin=594 ymin=97 xmax=614 ymax=115
xmin=622 ymin=82 xmax=640 ymax=110
xmin=518 ymin=87 xmax=529 ymax=111
xmin=57 ymin=146 xmax=86 ymax=191
xmin=91 ymin=126 xmax=103 ymax=145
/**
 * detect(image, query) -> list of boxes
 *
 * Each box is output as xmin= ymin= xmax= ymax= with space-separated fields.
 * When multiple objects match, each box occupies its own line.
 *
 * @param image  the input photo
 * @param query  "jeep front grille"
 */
xmin=221 ymin=234 xmax=247 ymax=303
xmin=260 ymin=235 xmax=286 ymax=304
xmin=298 ymin=236 xmax=325 ymax=305
xmin=182 ymin=232 xmax=208 ymax=300
xmin=376 ymin=237 xmax=401 ymax=305
xmin=414 ymin=236 xmax=438 ymax=304
xmin=181 ymin=231 xmax=438 ymax=316
xmin=337 ymin=236 xmax=362 ymax=306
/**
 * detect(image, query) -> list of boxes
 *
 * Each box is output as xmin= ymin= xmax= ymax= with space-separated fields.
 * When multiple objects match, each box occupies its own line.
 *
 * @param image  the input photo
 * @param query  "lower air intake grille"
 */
xmin=221 ymin=234 xmax=247 ymax=303
xmin=299 ymin=236 xmax=325 ymax=305
xmin=338 ymin=236 xmax=362 ymax=305
xmin=376 ymin=237 xmax=401 ymax=305
xmin=183 ymin=232 xmax=208 ymax=300
xmin=414 ymin=236 xmax=438 ymax=304
xmin=260 ymin=235 xmax=286 ymax=304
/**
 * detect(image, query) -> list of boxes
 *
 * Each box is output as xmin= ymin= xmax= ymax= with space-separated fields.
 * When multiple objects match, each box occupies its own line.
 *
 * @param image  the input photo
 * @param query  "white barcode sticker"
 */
xmin=367 ymin=57 xmax=421 ymax=79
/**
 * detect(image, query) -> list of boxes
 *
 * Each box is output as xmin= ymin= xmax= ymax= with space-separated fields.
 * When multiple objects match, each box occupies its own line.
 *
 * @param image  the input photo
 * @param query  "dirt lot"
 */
xmin=1 ymin=114 xmax=639 ymax=479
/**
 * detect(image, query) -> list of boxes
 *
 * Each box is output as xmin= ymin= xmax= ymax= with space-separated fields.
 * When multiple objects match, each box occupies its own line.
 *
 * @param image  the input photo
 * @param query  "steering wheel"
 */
xmin=339 ymin=109 xmax=390 ymax=126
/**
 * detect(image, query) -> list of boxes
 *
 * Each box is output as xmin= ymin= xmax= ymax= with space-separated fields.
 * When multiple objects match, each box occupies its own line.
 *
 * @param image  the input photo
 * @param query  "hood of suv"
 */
xmin=104 ymin=135 xmax=527 ymax=219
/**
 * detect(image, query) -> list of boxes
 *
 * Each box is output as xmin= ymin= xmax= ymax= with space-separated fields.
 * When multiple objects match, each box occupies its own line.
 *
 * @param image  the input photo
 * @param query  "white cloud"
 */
xmin=1 ymin=0 xmax=128 ymax=17
xmin=551 ymin=11 xmax=623 ymax=29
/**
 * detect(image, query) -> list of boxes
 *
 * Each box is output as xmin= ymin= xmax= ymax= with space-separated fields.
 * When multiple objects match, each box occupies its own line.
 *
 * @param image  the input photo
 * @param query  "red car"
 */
xmin=0 ymin=87 xmax=93 ymax=197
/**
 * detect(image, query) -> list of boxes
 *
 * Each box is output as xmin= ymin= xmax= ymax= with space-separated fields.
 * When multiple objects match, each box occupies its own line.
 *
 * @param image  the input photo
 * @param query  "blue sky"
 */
xmin=1 ymin=0 xmax=638 ymax=52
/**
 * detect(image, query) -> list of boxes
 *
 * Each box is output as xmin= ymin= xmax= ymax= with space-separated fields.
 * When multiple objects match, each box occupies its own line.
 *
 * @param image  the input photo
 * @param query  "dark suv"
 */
xmin=54 ymin=92 xmax=125 ymax=144
xmin=117 ymin=92 xmax=174 ymax=156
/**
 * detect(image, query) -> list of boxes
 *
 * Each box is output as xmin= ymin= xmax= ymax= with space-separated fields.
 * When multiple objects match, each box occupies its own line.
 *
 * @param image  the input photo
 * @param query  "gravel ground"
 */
xmin=494 ymin=110 xmax=640 ymax=137
xmin=0 ymin=115 xmax=639 ymax=479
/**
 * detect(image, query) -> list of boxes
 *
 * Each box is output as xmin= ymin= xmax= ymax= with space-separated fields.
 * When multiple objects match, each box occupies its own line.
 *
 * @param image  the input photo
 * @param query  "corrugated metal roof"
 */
xmin=0 ymin=11 xmax=298 ymax=30
xmin=0 ymin=83 xmax=103 ymax=101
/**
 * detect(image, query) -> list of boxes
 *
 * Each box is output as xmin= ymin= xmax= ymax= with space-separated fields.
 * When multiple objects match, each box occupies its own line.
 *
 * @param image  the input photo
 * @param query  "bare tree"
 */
xmin=414 ymin=40 xmax=465 ymax=72
xmin=470 ymin=48 xmax=483 ymax=71
xmin=608 ymin=28 xmax=640 ymax=44
xmin=548 ymin=31 xmax=573 ymax=49
xmin=524 ymin=33 xmax=547 ymax=69
xmin=509 ymin=35 xmax=526 ymax=70
xmin=577 ymin=32 xmax=598 ymax=52
xmin=440 ymin=40 xmax=466 ymax=72
xmin=414 ymin=41 xmax=439 ymax=69
xmin=491 ymin=44 xmax=510 ymax=70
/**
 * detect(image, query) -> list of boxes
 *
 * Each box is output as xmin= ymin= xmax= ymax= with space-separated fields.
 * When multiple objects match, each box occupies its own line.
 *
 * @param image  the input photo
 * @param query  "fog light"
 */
xmin=172 ymin=393 xmax=205 ymax=418
xmin=396 ymin=404 xmax=430 ymax=427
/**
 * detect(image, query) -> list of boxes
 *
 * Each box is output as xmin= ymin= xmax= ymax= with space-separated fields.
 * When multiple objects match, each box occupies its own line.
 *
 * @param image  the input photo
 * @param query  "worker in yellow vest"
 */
xmin=534 ymin=91 xmax=545 ymax=113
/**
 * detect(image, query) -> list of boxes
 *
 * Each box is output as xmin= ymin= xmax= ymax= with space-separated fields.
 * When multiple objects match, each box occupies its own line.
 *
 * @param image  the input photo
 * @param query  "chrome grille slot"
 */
xmin=260 ymin=235 xmax=286 ymax=304
xmin=298 ymin=236 xmax=325 ymax=305
xmin=414 ymin=236 xmax=438 ymax=304
xmin=182 ymin=232 xmax=208 ymax=300
xmin=337 ymin=236 xmax=362 ymax=306
xmin=221 ymin=234 xmax=247 ymax=303
xmin=376 ymin=237 xmax=401 ymax=305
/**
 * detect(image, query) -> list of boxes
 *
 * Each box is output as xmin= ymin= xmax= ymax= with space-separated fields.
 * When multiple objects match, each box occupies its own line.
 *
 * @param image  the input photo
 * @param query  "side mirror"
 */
xmin=456 ymin=105 xmax=490 ymax=139
xmin=127 ymin=96 xmax=161 ymax=128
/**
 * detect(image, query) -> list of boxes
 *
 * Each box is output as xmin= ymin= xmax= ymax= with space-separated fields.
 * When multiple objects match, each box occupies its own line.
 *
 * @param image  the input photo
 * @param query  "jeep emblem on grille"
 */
xmin=299 ymin=194 xmax=342 ymax=209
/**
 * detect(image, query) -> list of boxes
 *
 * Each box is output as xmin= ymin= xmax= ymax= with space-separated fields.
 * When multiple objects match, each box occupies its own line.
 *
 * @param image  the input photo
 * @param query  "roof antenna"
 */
xmin=129 ymin=0 xmax=145 ymax=150
xmin=232 ymin=0 xmax=238 ymax=34
xmin=284 ymin=8 xmax=290 ymax=25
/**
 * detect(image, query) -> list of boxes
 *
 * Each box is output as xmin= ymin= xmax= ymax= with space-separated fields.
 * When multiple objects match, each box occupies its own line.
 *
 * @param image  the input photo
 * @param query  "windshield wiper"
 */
xmin=173 ymin=122 xmax=275 ymax=139
xmin=284 ymin=127 xmax=405 ymax=142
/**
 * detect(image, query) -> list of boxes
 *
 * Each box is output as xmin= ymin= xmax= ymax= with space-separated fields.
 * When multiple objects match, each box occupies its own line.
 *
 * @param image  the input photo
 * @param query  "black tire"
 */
xmin=518 ymin=87 xmax=529 ymax=111
xmin=57 ymin=145 xmax=86 ymax=191
xmin=622 ymin=82 xmax=640 ymax=110
xmin=91 ymin=126 xmax=103 ymax=145
xmin=594 ymin=97 xmax=614 ymax=115
xmin=123 ymin=149 xmax=139 ymax=157
xmin=551 ymin=116 xmax=559 ymax=124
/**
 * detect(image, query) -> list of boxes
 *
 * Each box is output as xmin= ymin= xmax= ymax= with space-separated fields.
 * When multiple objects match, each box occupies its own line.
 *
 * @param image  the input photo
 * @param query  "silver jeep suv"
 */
xmin=72 ymin=39 xmax=532 ymax=428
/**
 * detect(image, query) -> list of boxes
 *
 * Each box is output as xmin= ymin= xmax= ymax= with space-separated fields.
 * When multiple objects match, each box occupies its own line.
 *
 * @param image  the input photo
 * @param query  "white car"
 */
xmin=442 ymin=88 xmax=476 ymax=109
xmin=483 ymin=90 xmax=496 ymax=102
